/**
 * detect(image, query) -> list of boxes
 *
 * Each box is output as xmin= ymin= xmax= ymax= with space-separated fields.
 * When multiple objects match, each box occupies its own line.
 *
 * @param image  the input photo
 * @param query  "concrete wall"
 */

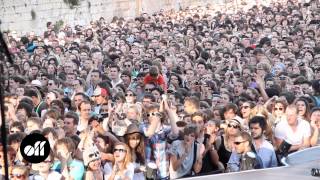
xmin=0 ymin=0 xmax=216 ymax=35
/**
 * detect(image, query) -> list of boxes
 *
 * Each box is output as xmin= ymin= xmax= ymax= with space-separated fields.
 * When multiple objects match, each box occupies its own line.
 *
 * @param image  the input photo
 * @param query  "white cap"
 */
xmin=31 ymin=80 xmax=42 ymax=87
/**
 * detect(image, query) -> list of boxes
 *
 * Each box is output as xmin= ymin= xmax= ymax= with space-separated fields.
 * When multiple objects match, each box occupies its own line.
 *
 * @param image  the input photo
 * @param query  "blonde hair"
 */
xmin=11 ymin=165 xmax=30 ymax=177
xmin=113 ymin=142 xmax=132 ymax=169
xmin=127 ymin=104 xmax=142 ymax=121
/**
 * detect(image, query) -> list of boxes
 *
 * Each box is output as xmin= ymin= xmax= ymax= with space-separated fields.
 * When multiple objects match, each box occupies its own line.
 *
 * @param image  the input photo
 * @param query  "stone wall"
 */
xmin=0 ymin=0 xmax=216 ymax=35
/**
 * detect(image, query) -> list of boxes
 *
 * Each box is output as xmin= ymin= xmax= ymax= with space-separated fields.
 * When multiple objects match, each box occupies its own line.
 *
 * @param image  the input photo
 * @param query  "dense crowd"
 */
xmin=1 ymin=0 xmax=320 ymax=179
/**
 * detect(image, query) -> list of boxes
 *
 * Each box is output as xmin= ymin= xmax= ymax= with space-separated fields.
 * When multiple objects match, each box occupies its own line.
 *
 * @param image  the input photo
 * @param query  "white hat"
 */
xmin=31 ymin=80 xmax=42 ymax=87
xmin=83 ymin=145 xmax=101 ymax=167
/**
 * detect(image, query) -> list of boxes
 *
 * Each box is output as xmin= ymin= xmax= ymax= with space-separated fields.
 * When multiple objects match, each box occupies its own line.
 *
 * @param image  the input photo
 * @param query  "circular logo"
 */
xmin=20 ymin=133 xmax=50 ymax=163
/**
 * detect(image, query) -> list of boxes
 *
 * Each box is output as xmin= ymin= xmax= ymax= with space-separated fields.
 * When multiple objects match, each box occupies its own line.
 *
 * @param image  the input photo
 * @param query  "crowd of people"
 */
xmin=1 ymin=0 xmax=320 ymax=179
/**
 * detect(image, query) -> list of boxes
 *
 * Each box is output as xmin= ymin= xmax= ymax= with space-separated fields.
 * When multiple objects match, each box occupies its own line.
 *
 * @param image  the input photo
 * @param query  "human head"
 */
xmin=54 ymin=137 xmax=76 ymax=160
xmin=79 ymin=100 xmax=92 ymax=121
xmin=222 ymin=103 xmax=238 ymax=120
xmin=234 ymin=131 xmax=253 ymax=154
xmin=184 ymin=96 xmax=200 ymax=115
xmin=286 ymin=105 xmax=298 ymax=126
xmin=249 ymin=116 xmax=267 ymax=140
xmin=113 ymin=142 xmax=132 ymax=168
xmin=10 ymin=165 xmax=30 ymax=180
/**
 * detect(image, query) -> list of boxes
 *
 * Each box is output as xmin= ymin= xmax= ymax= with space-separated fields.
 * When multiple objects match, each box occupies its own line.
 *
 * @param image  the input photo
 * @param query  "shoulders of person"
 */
xmin=103 ymin=162 xmax=113 ymax=173
xmin=261 ymin=139 xmax=276 ymax=151
xmin=48 ymin=171 xmax=62 ymax=180
xmin=170 ymin=139 xmax=183 ymax=151
xmin=275 ymin=119 xmax=289 ymax=129
xmin=298 ymin=118 xmax=310 ymax=127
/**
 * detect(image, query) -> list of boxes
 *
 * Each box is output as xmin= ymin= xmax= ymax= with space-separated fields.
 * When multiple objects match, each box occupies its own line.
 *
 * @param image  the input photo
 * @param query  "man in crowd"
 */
xmin=249 ymin=116 xmax=277 ymax=168
xmin=227 ymin=131 xmax=263 ymax=172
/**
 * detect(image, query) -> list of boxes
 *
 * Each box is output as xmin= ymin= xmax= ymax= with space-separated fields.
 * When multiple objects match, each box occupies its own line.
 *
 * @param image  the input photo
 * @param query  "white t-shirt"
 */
xmin=104 ymin=162 xmax=134 ymax=180
xmin=29 ymin=171 xmax=62 ymax=180
xmin=274 ymin=119 xmax=311 ymax=145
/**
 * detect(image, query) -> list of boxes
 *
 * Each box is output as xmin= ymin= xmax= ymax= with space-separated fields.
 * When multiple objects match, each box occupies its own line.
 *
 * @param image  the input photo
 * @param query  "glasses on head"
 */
xmin=274 ymin=107 xmax=283 ymax=111
xmin=113 ymin=148 xmax=127 ymax=153
xmin=146 ymin=112 xmax=160 ymax=117
xmin=234 ymin=140 xmax=247 ymax=145
xmin=125 ymin=93 xmax=134 ymax=97
xmin=10 ymin=174 xmax=25 ymax=179
xmin=227 ymin=124 xmax=240 ymax=129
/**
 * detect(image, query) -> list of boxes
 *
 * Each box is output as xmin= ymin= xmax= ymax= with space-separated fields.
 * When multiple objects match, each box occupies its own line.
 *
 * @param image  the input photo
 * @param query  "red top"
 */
xmin=143 ymin=74 xmax=167 ymax=92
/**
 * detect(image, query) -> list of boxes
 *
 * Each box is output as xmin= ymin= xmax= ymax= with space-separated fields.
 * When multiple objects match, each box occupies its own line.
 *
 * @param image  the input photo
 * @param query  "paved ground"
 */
xmin=185 ymin=146 xmax=320 ymax=180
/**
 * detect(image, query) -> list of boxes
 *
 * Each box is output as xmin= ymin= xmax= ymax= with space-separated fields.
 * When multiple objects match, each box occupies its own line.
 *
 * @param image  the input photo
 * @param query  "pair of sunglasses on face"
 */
xmin=146 ymin=112 xmax=161 ymax=117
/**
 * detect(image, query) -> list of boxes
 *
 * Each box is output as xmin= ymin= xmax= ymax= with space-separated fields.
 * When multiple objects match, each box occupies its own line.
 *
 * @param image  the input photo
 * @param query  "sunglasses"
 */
xmin=234 ymin=140 xmax=247 ymax=145
xmin=114 ymin=148 xmax=127 ymax=153
xmin=89 ymin=152 xmax=100 ymax=158
xmin=125 ymin=94 xmax=134 ymax=97
xmin=274 ymin=107 xmax=283 ymax=111
xmin=227 ymin=124 xmax=240 ymax=129
xmin=10 ymin=130 xmax=20 ymax=134
xmin=145 ymin=88 xmax=153 ymax=92
xmin=241 ymin=105 xmax=250 ymax=109
xmin=10 ymin=174 xmax=25 ymax=179
xmin=147 ymin=112 xmax=161 ymax=117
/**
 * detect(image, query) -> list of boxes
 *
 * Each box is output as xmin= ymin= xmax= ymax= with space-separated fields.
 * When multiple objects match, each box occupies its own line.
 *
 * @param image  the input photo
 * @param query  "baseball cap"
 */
xmin=92 ymin=87 xmax=108 ymax=97
xmin=31 ymin=80 xmax=42 ymax=87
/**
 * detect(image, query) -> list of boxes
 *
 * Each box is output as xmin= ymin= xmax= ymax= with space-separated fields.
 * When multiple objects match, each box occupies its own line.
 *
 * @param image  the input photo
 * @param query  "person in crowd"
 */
xmin=10 ymin=165 xmax=29 ymax=180
xmin=83 ymin=146 xmax=104 ymax=180
xmin=227 ymin=131 xmax=263 ymax=172
xmin=310 ymin=107 xmax=320 ymax=146
xmin=249 ymin=116 xmax=277 ymax=168
xmin=124 ymin=123 xmax=146 ymax=180
xmin=92 ymin=87 xmax=109 ymax=114
xmin=104 ymin=142 xmax=134 ymax=180
xmin=29 ymin=151 xmax=62 ymax=180
xmin=141 ymin=99 xmax=179 ymax=179
xmin=52 ymin=137 xmax=85 ymax=180
xmin=274 ymin=105 xmax=311 ymax=153
xmin=200 ymin=120 xmax=225 ymax=175
xmin=169 ymin=124 xmax=204 ymax=179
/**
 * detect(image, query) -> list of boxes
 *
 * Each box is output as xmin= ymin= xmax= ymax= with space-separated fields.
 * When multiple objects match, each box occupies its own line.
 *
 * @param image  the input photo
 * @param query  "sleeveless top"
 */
xmin=217 ymin=135 xmax=232 ymax=168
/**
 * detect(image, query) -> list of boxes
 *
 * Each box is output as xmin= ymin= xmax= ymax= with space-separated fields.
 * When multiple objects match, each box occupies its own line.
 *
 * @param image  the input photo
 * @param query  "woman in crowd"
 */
xmin=295 ymin=98 xmax=311 ymax=121
xmin=124 ymin=124 xmax=146 ymax=180
xmin=104 ymin=142 xmax=134 ymax=180
xmin=217 ymin=119 xmax=242 ymax=168
xmin=84 ymin=146 xmax=104 ymax=180
xmin=10 ymin=165 xmax=29 ymax=180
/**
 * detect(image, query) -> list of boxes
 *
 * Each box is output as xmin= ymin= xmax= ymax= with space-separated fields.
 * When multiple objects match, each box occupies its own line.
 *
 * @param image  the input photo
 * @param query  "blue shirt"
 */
xmin=52 ymin=159 xmax=85 ymax=180
xmin=254 ymin=140 xmax=278 ymax=168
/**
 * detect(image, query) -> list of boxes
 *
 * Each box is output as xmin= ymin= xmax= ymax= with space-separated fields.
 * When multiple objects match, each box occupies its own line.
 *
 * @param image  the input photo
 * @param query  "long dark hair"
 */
xmin=124 ymin=132 xmax=145 ymax=165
